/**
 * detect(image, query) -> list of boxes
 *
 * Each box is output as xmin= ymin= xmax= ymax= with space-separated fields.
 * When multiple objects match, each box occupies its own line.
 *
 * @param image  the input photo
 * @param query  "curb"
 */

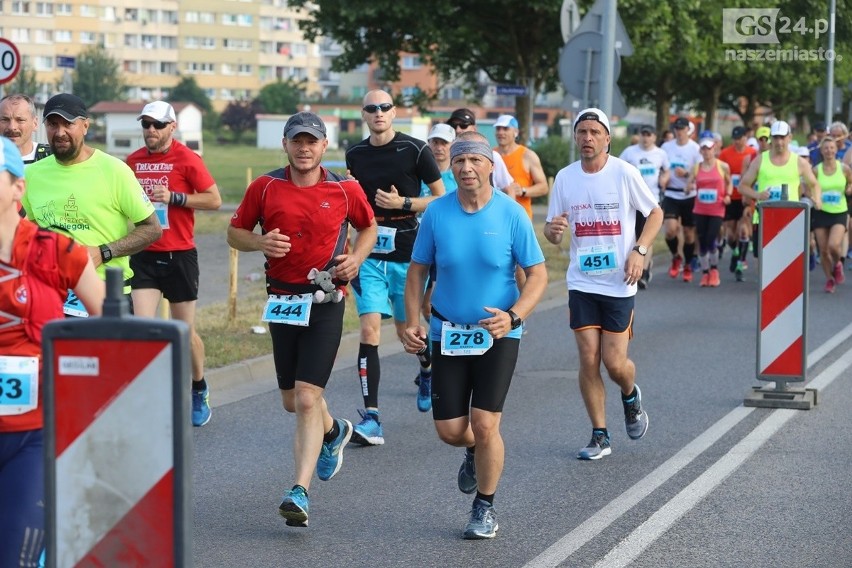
xmin=206 ymin=278 xmax=568 ymax=404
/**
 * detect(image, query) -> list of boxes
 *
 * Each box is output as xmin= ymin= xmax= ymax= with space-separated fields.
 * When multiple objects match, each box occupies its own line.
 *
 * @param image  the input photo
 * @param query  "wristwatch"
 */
xmin=99 ymin=244 xmax=113 ymax=263
xmin=507 ymin=309 xmax=523 ymax=330
xmin=632 ymin=245 xmax=648 ymax=256
xmin=402 ymin=196 xmax=413 ymax=211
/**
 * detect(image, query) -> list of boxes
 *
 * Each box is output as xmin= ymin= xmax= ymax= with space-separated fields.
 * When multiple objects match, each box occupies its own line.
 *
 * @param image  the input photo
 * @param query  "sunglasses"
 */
xmin=362 ymin=103 xmax=394 ymax=114
xmin=141 ymin=120 xmax=170 ymax=130
xmin=450 ymin=121 xmax=473 ymax=129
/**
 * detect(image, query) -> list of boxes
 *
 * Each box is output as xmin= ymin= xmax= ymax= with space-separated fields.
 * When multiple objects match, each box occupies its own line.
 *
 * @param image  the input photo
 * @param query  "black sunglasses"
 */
xmin=141 ymin=119 xmax=170 ymax=130
xmin=450 ymin=121 xmax=473 ymax=129
xmin=362 ymin=103 xmax=394 ymax=114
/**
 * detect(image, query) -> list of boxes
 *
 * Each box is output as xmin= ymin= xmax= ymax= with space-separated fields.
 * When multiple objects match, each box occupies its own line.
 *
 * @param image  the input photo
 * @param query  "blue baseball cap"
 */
xmin=494 ymin=114 xmax=519 ymax=129
xmin=0 ymin=136 xmax=25 ymax=178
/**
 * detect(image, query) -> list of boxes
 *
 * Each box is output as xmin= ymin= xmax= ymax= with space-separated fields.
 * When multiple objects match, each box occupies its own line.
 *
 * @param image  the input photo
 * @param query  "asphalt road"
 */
xmin=191 ymin=256 xmax=852 ymax=568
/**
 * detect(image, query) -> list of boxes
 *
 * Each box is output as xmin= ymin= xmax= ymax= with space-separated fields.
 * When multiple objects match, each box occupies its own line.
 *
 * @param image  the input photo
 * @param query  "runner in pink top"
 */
xmin=687 ymin=138 xmax=732 ymax=287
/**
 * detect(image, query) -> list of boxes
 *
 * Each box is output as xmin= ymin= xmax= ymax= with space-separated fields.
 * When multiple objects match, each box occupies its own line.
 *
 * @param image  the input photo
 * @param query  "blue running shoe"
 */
xmin=417 ymin=372 xmax=432 ymax=412
xmin=457 ymin=448 xmax=477 ymax=494
xmin=191 ymin=387 xmax=211 ymax=427
xmin=623 ymin=385 xmax=649 ymax=440
xmin=278 ymin=486 xmax=309 ymax=527
xmin=350 ymin=409 xmax=384 ymax=446
xmin=463 ymin=498 xmax=498 ymax=539
xmin=577 ymin=430 xmax=611 ymax=460
xmin=316 ymin=418 xmax=352 ymax=481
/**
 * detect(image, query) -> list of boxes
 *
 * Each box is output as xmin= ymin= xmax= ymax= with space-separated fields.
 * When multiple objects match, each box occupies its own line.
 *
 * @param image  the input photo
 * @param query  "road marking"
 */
xmin=595 ymin=346 xmax=852 ymax=568
xmin=524 ymin=324 xmax=852 ymax=568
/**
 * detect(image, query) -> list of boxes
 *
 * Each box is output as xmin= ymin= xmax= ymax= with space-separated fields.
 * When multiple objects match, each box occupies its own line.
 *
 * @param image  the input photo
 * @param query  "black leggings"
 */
xmin=695 ymin=214 xmax=724 ymax=255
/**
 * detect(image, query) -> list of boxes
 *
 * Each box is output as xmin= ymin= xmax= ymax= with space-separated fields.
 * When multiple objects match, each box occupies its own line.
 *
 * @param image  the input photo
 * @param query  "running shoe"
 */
xmin=278 ymin=486 xmax=309 ymax=527
xmin=191 ymin=387 xmax=212 ymax=427
xmin=316 ymin=418 xmax=353 ymax=481
xmin=709 ymin=268 xmax=721 ymax=287
xmin=458 ymin=448 xmax=477 ymax=494
xmin=623 ymin=385 xmax=649 ymax=440
xmin=350 ymin=409 xmax=385 ymax=445
xmin=735 ymin=264 xmax=745 ymax=282
xmin=699 ymin=272 xmax=710 ymax=287
xmin=834 ymin=262 xmax=845 ymax=285
xmin=825 ymin=278 xmax=836 ymax=293
xmin=668 ymin=255 xmax=682 ymax=278
xmin=690 ymin=256 xmax=699 ymax=272
xmin=577 ymin=430 xmax=611 ymax=460
xmin=729 ymin=250 xmax=739 ymax=273
xmin=682 ymin=264 xmax=693 ymax=283
xmin=417 ymin=372 xmax=432 ymax=412
xmin=463 ymin=498 xmax=498 ymax=540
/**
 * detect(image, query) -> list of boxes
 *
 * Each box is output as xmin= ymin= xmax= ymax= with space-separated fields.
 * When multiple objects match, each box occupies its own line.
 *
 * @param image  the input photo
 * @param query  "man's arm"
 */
xmin=226 ymin=225 xmax=291 ymax=258
xmin=737 ymin=153 xmax=764 ymax=200
xmin=181 ymin=183 xmax=223 ymax=210
xmin=89 ymin=212 xmax=162 ymax=268
xmin=521 ymin=149 xmax=549 ymax=198
xmin=402 ymin=261 xmax=430 ymax=353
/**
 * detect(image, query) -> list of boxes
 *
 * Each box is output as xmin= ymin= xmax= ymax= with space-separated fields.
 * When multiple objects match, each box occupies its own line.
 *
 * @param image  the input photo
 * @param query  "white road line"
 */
xmin=524 ymin=325 xmax=852 ymax=568
xmin=595 ymin=347 xmax=852 ymax=568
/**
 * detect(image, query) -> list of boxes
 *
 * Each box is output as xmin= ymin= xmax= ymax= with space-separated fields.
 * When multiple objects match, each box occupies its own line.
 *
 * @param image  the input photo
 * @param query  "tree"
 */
xmin=256 ymin=79 xmax=303 ymax=114
xmin=220 ymin=100 xmax=261 ymax=143
xmin=169 ymin=76 xmax=212 ymax=113
xmin=8 ymin=67 xmax=38 ymax=96
xmin=289 ymin=0 xmax=568 ymax=143
xmin=72 ymin=45 xmax=125 ymax=106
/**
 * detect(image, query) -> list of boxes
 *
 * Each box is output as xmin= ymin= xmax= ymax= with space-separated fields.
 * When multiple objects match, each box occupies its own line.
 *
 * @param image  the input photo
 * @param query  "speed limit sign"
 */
xmin=0 ymin=38 xmax=21 ymax=85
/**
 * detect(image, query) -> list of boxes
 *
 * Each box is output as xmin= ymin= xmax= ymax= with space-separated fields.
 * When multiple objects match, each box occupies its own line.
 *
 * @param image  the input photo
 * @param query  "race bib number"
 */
xmin=0 ymin=356 xmax=39 ymax=416
xmin=440 ymin=321 xmax=493 ymax=356
xmin=823 ymin=191 xmax=842 ymax=205
xmin=577 ymin=244 xmax=618 ymax=275
xmin=639 ymin=165 xmax=656 ymax=177
xmin=63 ymin=289 xmax=89 ymax=318
xmin=732 ymin=174 xmax=741 ymax=188
xmin=671 ymin=161 xmax=685 ymax=172
xmin=262 ymin=294 xmax=312 ymax=326
xmin=153 ymin=202 xmax=170 ymax=229
xmin=697 ymin=188 xmax=718 ymax=204
xmin=767 ymin=185 xmax=783 ymax=201
xmin=372 ymin=226 xmax=397 ymax=254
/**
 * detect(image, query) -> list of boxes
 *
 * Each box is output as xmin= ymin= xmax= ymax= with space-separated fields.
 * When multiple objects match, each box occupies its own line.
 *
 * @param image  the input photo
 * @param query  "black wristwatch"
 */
xmin=99 ymin=244 xmax=113 ymax=263
xmin=507 ymin=309 xmax=523 ymax=330
xmin=402 ymin=196 xmax=413 ymax=211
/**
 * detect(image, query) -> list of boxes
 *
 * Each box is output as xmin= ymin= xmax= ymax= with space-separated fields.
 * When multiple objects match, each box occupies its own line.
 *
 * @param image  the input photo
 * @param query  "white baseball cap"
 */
xmin=427 ymin=123 xmax=456 ymax=143
xmin=494 ymin=114 xmax=519 ymax=129
xmin=770 ymin=120 xmax=791 ymax=137
xmin=572 ymin=108 xmax=610 ymax=134
xmin=137 ymin=101 xmax=176 ymax=123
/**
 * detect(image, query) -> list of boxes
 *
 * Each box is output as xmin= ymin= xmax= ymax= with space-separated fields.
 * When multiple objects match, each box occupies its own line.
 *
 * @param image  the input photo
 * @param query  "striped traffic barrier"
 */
xmin=43 ymin=269 xmax=191 ymax=567
xmin=745 ymin=197 xmax=816 ymax=409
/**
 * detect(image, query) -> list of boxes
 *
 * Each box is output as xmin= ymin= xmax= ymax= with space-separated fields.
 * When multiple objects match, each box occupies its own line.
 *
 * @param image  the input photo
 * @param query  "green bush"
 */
xmin=532 ymin=136 xmax=571 ymax=179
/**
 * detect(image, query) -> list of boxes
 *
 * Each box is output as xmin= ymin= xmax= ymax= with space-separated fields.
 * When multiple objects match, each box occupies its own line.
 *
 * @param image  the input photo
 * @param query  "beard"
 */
xmin=50 ymin=136 xmax=82 ymax=163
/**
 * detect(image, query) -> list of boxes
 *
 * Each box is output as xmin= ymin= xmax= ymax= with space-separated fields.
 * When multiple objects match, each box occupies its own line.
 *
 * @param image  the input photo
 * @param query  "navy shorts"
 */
xmin=269 ymin=300 xmax=345 ymax=390
xmin=130 ymin=248 xmax=200 ymax=303
xmin=431 ymin=337 xmax=520 ymax=420
xmin=568 ymin=289 xmax=634 ymax=335
xmin=0 ymin=429 xmax=45 ymax=568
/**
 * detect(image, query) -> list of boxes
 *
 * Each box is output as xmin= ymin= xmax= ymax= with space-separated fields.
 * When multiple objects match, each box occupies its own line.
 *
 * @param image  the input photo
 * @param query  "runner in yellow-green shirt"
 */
xmin=812 ymin=136 xmax=852 ymax=292
xmin=21 ymin=94 xmax=160 ymax=295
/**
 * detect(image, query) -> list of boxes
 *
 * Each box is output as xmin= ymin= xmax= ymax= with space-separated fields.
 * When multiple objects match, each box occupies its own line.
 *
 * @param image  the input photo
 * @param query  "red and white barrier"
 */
xmin=757 ymin=202 xmax=809 ymax=382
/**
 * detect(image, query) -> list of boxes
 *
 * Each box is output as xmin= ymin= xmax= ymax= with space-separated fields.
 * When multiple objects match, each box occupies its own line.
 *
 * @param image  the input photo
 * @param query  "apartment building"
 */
xmin=0 ymin=0 xmax=345 ymax=110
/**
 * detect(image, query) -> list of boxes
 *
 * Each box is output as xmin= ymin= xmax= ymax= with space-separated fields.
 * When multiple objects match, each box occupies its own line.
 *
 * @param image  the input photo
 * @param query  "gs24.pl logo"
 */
xmin=722 ymin=9 xmax=830 ymax=44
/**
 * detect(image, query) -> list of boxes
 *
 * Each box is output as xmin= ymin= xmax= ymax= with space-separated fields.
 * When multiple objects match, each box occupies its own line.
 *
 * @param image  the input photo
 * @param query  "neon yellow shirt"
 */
xmin=816 ymin=163 xmax=848 ymax=214
xmin=22 ymin=149 xmax=155 ymax=285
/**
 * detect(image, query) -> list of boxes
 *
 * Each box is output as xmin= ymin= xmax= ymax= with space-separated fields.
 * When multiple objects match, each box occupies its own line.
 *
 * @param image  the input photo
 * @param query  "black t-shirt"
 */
xmin=346 ymin=132 xmax=441 ymax=262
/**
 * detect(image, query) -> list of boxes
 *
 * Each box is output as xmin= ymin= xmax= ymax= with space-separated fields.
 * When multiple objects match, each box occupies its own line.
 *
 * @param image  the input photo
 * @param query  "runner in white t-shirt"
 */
xmin=661 ymin=118 xmax=701 ymax=282
xmin=619 ymin=125 xmax=670 ymax=288
xmin=544 ymin=108 xmax=662 ymax=461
